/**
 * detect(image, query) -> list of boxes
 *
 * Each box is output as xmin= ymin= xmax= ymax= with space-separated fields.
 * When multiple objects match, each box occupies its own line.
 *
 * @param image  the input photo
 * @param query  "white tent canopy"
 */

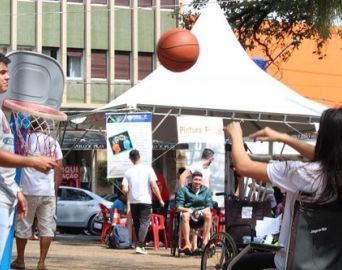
xmin=77 ymin=0 xmax=326 ymax=142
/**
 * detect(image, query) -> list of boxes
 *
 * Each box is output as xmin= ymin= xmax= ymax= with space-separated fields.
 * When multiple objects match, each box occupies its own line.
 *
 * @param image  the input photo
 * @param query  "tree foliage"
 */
xmin=181 ymin=0 xmax=342 ymax=65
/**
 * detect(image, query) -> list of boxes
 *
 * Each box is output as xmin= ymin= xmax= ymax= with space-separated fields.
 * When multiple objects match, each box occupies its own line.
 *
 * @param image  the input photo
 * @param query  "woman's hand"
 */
xmin=249 ymin=127 xmax=285 ymax=142
xmin=225 ymin=122 xmax=243 ymax=139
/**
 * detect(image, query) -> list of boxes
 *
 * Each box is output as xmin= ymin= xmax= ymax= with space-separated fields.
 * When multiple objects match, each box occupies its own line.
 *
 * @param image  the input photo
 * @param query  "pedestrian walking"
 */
xmin=122 ymin=149 xmax=164 ymax=255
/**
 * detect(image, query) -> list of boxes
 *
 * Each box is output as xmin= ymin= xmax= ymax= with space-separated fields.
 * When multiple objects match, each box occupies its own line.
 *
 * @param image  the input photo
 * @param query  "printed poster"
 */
xmin=177 ymin=116 xmax=224 ymax=143
xmin=106 ymin=113 xmax=152 ymax=178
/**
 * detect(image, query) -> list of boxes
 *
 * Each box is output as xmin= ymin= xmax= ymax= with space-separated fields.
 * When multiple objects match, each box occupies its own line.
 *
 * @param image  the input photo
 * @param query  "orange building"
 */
xmin=249 ymin=33 xmax=342 ymax=108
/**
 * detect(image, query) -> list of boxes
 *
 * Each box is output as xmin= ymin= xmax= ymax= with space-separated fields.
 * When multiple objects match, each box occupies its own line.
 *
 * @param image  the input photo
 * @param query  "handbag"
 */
xmin=286 ymin=200 xmax=342 ymax=270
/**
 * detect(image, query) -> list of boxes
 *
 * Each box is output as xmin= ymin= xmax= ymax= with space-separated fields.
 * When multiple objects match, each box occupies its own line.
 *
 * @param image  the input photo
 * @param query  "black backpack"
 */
xmin=105 ymin=225 xmax=131 ymax=249
xmin=286 ymin=200 xmax=342 ymax=270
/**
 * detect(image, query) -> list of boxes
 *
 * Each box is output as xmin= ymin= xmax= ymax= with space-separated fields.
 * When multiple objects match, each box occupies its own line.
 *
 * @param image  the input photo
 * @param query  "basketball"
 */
xmin=157 ymin=28 xmax=199 ymax=72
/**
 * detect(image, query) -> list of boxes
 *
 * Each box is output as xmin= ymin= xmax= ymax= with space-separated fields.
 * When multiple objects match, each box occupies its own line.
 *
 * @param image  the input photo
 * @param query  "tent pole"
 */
xmin=152 ymin=108 xmax=173 ymax=134
xmin=152 ymin=144 xmax=178 ymax=163
xmin=284 ymin=122 xmax=309 ymax=139
xmin=224 ymin=142 xmax=235 ymax=232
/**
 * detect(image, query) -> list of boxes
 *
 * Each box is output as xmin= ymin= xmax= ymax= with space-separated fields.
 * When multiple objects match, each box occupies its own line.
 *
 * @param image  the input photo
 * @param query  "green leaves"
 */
xmin=184 ymin=0 xmax=342 ymax=64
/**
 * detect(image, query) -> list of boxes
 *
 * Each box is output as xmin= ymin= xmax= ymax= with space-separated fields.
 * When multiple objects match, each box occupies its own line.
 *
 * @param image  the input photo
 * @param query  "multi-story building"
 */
xmin=0 ymin=0 xmax=178 ymax=108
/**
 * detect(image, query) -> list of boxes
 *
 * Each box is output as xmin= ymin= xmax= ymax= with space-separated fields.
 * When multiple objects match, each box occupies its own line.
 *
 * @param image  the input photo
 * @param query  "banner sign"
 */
xmin=106 ymin=113 xmax=152 ymax=178
xmin=177 ymin=116 xmax=224 ymax=143
xmin=62 ymin=165 xmax=80 ymax=187
xmin=61 ymin=132 xmax=106 ymax=150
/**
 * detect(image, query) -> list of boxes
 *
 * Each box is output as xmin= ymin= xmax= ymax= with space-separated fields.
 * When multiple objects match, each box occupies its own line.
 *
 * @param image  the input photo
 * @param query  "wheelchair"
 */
xmin=170 ymin=208 xmax=224 ymax=257
xmin=200 ymin=193 xmax=274 ymax=270
xmin=200 ymin=231 xmax=238 ymax=269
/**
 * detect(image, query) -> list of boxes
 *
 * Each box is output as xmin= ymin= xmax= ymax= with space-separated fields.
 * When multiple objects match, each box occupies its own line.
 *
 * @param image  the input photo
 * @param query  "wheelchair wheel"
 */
xmin=201 ymin=232 xmax=238 ymax=270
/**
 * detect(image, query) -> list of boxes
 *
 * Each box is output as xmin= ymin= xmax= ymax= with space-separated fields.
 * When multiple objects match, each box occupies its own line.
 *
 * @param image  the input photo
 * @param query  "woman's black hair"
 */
xmin=314 ymin=108 xmax=342 ymax=201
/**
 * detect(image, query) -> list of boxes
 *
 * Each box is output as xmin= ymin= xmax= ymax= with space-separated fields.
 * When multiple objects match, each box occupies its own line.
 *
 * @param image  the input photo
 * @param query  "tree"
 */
xmin=181 ymin=0 xmax=342 ymax=66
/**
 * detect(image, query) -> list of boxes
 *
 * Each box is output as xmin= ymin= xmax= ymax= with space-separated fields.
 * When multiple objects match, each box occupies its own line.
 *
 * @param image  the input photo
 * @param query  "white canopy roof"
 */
xmin=83 ymin=0 xmax=326 ymax=142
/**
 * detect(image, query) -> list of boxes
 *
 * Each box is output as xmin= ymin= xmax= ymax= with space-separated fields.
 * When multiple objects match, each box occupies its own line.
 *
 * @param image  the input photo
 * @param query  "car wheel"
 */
xmin=88 ymin=215 xmax=101 ymax=236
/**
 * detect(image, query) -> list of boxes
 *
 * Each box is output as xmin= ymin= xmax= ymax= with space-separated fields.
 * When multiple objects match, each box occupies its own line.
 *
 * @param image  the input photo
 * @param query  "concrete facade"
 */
xmin=0 ymin=0 xmax=177 ymax=109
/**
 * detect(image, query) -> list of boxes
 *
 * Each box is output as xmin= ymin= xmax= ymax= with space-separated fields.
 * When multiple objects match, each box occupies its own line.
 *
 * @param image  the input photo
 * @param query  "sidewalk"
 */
xmin=11 ymin=234 xmax=201 ymax=270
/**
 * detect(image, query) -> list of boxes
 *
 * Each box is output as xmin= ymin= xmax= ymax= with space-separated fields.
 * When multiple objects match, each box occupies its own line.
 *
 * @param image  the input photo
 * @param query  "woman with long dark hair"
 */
xmin=225 ymin=108 xmax=342 ymax=270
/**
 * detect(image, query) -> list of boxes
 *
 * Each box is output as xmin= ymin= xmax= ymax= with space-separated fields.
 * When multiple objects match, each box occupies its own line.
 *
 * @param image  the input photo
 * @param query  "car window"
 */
xmin=57 ymin=188 xmax=62 ymax=199
xmin=62 ymin=189 xmax=93 ymax=201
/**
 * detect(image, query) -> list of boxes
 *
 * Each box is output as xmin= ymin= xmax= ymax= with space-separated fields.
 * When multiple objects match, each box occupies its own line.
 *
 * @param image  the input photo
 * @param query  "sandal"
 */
xmin=11 ymin=260 xmax=25 ymax=270
xmin=181 ymin=246 xmax=192 ymax=256
xmin=192 ymin=248 xmax=203 ymax=256
xmin=37 ymin=263 xmax=48 ymax=270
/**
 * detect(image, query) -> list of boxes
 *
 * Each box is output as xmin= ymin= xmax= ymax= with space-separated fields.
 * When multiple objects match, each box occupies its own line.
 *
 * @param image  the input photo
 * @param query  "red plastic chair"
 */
xmin=98 ymin=203 xmax=111 ymax=244
xmin=148 ymin=214 xmax=168 ymax=250
xmin=211 ymin=209 xmax=225 ymax=233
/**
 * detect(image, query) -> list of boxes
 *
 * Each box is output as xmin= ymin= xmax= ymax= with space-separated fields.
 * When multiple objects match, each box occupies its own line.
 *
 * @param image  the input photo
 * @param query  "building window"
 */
xmin=115 ymin=51 xmax=130 ymax=80
xmin=138 ymin=52 xmax=153 ymax=80
xmin=115 ymin=0 xmax=129 ymax=6
xmin=92 ymin=0 xmax=107 ymax=4
xmin=139 ymin=0 xmax=152 ymax=8
xmin=17 ymin=46 xmax=34 ymax=51
xmin=42 ymin=47 xmax=59 ymax=61
xmin=68 ymin=0 xmax=83 ymax=3
xmin=67 ymin=49 xmax=83 ymax=78
xmin=91 ymin=50 xmax=107 ymax=79
xmin=161 ymin=0 xmax=177 ymax=9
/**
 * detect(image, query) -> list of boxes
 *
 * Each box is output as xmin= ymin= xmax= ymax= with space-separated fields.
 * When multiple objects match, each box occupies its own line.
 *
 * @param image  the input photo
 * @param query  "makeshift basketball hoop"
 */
xmin=2 ymin=98 xmax=67 ymax=157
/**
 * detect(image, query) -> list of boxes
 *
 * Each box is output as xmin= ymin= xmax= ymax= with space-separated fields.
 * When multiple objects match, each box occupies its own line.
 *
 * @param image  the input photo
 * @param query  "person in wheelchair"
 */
xmin=175 ymin=171 xmax=213 ymax=255
xmin=224 ymin=107 xmax=342 ymax=270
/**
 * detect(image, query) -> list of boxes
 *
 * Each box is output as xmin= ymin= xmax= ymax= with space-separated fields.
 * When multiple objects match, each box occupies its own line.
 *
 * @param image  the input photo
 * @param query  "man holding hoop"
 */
xmin=0 ymin=53 xmax=58 ymax=267
xmin=12 ymin=122 xmax=63 ymax=270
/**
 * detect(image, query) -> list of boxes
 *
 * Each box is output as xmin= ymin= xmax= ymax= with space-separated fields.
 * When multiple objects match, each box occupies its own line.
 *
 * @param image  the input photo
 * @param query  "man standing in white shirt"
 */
xmin=179 ymin=148 xmax=215 ymax=188
xmin=122 ymin=149 xmax=164 ymax=255
xmin=11 ymin=129 xmax=63 ymax=270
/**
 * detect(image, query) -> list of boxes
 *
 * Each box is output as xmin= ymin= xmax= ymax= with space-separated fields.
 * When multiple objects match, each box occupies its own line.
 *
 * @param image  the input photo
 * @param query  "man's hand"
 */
xmin=159 ymin=199 xmax=165 ymax=207
xmin=31 ymin=156 xmax=59 ymax=174
xmin=16 ymin=191 xmax=27 ymax=219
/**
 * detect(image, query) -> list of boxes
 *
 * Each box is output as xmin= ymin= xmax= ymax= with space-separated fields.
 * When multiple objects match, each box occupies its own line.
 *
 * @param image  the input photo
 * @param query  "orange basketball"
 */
xmin=157 ymin=28 xmax=199 ymax=72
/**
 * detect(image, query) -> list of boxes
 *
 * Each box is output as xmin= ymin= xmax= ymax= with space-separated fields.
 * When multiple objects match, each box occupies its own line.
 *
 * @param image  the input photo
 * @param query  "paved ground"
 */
xmin=11 ymin=233 xmax=202 ymax=270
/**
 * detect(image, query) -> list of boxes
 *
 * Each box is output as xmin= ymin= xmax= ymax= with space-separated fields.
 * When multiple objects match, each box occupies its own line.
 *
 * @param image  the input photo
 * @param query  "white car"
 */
xmin=57 ymin=186 xmax=112 ymax=235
